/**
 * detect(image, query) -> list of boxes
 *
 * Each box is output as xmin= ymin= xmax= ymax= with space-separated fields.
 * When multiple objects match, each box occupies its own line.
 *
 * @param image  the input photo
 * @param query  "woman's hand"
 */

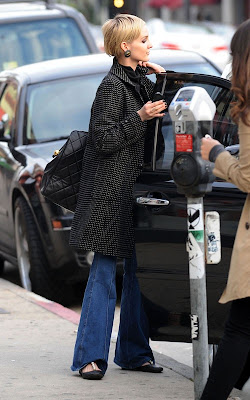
xmin=201 ymin=136 xmax=221 ymax=160
xmin=137 ymin=100 xmax=167 ymax=121
xmin=138 ymin=61 xmax=165 ymax=74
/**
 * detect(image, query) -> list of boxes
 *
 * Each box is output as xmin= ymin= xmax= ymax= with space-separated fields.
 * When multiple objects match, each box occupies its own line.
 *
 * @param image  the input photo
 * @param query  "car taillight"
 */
xmin=213 ymin=45 xmax=228 ymax=52
xmin=161 ymin=42 xmax=181 ymax=50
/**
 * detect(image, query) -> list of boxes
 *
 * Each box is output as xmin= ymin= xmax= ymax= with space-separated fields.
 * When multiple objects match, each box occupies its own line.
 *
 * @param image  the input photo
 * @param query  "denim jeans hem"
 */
xmin=113 ymin=356 xmax=152 ymax=369
xmin=71 ymin=364 xmax=86 ymax=372
xmin=71 ymin=358 xmax=107 ymax=373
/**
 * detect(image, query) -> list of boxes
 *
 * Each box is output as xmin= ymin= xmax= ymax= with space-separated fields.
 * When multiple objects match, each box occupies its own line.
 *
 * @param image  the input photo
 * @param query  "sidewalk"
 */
xmin=0 ymin=278 xmax=195 ymax=400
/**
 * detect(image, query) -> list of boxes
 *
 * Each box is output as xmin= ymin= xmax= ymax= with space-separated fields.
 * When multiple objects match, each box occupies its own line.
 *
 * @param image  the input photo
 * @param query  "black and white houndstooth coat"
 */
xmin=69 ymin=58 xmax=155 ymax=258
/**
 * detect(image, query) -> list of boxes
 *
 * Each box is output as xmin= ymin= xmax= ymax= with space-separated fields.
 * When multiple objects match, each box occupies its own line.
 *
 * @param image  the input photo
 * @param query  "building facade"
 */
xmin=109 ymin=0 xmax=249 ymax=25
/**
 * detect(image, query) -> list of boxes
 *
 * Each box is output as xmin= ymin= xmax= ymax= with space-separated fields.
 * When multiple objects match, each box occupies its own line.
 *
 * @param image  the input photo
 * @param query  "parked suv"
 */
xmin=0 ymin=0 xmax=98 ymax=72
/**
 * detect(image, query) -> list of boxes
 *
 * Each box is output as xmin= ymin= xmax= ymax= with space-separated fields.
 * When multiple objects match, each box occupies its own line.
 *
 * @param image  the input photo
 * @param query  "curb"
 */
xmin=34 ymin=296 xmax=80 ymax=325
xmin=0 ymin=278 xmax=80 ymax=325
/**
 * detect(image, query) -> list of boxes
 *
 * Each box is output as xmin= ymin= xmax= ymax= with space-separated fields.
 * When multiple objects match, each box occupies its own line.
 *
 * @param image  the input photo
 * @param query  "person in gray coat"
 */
xmin=70 ymin=14 xmax=167 ymax=380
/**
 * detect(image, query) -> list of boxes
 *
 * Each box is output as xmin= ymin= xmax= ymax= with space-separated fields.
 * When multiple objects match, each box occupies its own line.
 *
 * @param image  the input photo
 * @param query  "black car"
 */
xmin=0 ymin=50 xmax=221 ymax=304
xmin=134 ymin=72 xmax=240 ymax=345
xmin=0 ymin=0 xmax=98 ymax=72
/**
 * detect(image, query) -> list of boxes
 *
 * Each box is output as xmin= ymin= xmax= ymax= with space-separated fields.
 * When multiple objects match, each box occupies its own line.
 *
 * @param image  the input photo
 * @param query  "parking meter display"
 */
xmin=176 ymin=89 xmax=194 ymax=102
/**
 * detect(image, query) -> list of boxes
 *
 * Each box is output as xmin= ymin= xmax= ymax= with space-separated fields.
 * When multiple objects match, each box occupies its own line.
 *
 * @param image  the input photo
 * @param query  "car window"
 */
xmin=144 ymin=74 xmax=237 ymax=172
xmin=0 ymin=18 xmax=90 ymax=71
xmin=0 ymin=82 xmax=18 ymax=139
xmin=24 ymin=73 xmax=105 ymax=144
xmin=148 ymin=64 xmax=221 ymax=84
xmin=163 ymin=63 xmax=220 ymax=76
xmin=212 ymin=87 xmax=238 ymax=146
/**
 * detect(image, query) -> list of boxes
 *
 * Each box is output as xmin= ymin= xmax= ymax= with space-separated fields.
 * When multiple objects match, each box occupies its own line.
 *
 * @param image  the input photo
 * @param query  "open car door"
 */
xmin=134 ymin=72 xmax=244 ymax=344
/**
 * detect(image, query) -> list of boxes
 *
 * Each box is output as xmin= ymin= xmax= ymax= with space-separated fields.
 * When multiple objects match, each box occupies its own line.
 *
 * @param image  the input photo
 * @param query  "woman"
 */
xmin=200 ymin=19 xmax=250 ymax=399
xmin=69 ymin=14 xmax=167 ymax=380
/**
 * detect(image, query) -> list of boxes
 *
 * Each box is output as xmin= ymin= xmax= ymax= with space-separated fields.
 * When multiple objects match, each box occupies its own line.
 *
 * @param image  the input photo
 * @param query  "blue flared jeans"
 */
xmin=71 ymin=250 xmax=154 ymax=374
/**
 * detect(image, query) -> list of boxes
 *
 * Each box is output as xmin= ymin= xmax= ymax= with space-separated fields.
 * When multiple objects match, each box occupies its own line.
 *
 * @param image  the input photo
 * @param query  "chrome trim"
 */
xmin=52 ymin=226 xmax=71 ymax=231
xmin=136 ymin=197 xmax=169 ymax=206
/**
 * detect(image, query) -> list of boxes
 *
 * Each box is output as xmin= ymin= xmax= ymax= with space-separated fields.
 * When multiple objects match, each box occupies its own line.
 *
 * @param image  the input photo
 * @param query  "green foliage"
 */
xmin=57 ymin=0 xmax=101 ymax=24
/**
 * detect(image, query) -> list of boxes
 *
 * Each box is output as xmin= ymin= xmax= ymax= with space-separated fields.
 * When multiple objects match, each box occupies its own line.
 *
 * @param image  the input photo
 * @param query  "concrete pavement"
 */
xmin=0 ymin=278 xmax=195 ymax=400
xmin=0 ymin=278 xmax=245 ymax=400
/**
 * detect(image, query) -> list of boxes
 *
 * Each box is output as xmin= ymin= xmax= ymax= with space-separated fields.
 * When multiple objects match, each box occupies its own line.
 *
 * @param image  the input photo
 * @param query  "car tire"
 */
xmin=14 ymin=197 xmax=72 ymax=304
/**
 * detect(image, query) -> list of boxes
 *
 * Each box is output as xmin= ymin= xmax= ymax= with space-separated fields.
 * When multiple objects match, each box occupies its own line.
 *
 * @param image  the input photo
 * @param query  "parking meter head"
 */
xmin=169 ymin=87 xmax=216 ymax=197
xmin=169 ymin=86 xmax=216 ymax=122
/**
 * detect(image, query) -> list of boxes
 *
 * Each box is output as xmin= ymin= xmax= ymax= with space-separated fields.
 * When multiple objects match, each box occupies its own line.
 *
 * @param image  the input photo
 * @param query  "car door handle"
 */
xmin=136 ymin=197 xmax=170 ymax=206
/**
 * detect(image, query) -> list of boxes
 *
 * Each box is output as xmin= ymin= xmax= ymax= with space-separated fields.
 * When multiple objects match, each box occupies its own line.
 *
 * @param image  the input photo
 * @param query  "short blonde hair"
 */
xmin=102 ymin=14 xmax=145 ymax=58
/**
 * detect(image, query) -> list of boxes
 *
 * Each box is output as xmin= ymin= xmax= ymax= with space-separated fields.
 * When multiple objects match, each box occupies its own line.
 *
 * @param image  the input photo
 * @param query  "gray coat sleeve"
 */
xmin=89 ymin=78 xmax=147 ymax=154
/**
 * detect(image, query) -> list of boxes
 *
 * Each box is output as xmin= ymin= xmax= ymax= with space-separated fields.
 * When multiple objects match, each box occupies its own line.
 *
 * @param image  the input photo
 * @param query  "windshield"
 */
xmin=25 ymin=74 xmax=105 ymax=144
xmin=24 ymin=65 xmax=220 ymax=145
xmin=0 ymin=18 xmax=90 ymax=71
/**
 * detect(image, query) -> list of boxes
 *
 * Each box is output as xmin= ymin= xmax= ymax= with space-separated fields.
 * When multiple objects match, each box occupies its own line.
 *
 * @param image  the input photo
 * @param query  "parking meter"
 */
xmin=169 ymin=86 xmax=217 ymax=400
xmin=169 ymin=86 xmax=216 ymax=197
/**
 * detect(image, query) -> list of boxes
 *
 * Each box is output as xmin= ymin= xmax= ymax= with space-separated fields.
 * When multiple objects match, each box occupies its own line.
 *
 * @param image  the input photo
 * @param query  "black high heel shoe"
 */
xmin=79 ymin=362 xmax=104 ymax=380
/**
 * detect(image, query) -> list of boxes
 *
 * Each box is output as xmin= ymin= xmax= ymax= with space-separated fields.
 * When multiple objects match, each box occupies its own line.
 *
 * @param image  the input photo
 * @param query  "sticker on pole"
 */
xmin=187 ymin=232 xmax=205 ymax=279
xmin=205 ymin=211 xmax=221 ymax=264
xmin=190 ymin=314 xmax=199 ymax=340
xmin=176 ymin=134 xmax=193 ymax=152
xmin=187 ymin=203 xmax=205 ymax=279
xmin=187 ymin=204 xmax=203 ymax=232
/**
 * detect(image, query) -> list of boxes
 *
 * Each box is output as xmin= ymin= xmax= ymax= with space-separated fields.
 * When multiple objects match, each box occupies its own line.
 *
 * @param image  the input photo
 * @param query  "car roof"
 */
xmin=0 ymin=1 xmax=99 ymax=56
xmin=148 ymin=48 xmax=215 ymax=68
xmin=0 ymin=49 xmax=217 ymax=86
xmin=0 ymin=1 xmax=74 ymax=21
xmin=0 ymin=54 xmax=113 ymax=84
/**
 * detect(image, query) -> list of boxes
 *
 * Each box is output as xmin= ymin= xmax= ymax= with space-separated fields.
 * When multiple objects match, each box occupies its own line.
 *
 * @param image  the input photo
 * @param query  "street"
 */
xmin=2 ymin=261 xmax=250 ymax=399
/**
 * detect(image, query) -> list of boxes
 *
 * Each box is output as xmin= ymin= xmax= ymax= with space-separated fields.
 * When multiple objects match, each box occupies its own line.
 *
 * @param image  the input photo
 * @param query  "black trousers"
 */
xmin=200 ymin=297 xmax=250 ymax=400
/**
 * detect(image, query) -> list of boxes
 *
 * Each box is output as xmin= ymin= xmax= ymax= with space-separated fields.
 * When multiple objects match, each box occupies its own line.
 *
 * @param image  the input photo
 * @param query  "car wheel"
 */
xmin=14 ymin=197 xmax=72 ymax=304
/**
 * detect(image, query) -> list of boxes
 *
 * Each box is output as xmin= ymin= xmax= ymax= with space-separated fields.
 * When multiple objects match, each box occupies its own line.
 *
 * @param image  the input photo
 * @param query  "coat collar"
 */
xmin=109 ymin=57 xmax=148 ymax=88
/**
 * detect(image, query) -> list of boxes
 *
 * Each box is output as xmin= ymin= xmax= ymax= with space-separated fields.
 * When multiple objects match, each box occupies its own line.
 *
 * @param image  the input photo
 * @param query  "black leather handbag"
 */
xmin=40 ymin=130 xmax=88 ymax=212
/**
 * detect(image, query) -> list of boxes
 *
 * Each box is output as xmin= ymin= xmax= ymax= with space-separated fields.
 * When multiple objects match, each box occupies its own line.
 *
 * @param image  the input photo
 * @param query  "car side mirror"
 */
xmin=0 ymin=113 xmax=10 ymax=141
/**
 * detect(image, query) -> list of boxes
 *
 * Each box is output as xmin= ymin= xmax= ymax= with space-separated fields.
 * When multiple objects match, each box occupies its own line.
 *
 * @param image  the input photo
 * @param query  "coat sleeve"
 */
xmin=143 ymin=75 xmax=155 ymax=100
xmin=213 ymin=119 xmax=250 ymax=193
xmin=89 ymin=78 xmax=147 ymax=154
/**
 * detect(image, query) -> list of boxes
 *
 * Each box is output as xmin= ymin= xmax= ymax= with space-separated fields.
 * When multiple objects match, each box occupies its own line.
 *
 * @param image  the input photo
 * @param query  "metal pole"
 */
xmin=183 ymin=0 xmax=191 ymax=22
xmin=221 ymin=0 xmax=234 ymax=24
xmin=186 ymin=196 xmax=209 ymax=400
